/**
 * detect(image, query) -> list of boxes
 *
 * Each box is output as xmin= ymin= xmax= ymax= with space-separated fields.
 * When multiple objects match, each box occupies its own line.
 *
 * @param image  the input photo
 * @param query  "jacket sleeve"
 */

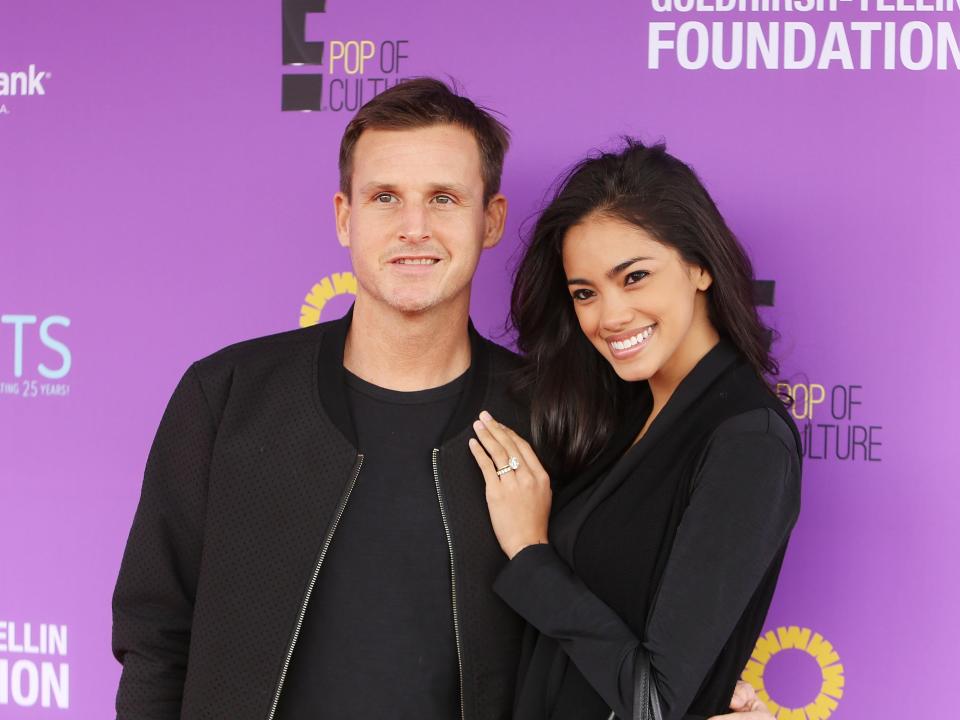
xmin=493 ymin=410 xmax=801 ymax=720
xmin=112 ymin=364 xmax=217 ymax=719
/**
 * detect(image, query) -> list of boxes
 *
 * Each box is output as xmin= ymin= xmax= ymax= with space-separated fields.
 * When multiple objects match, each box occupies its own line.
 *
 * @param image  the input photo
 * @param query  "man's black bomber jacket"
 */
xmin=112 ymin=310 xmax=527 ymax=719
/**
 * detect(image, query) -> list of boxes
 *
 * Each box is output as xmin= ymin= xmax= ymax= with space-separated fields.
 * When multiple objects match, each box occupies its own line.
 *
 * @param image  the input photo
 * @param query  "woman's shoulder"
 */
xmin=709 ymin=406 xmax=798 ymax=459
xmin=688 ymin=406 xmax=802 ymax=503
xmin=706 ymin=359 xmax=801 ymax=456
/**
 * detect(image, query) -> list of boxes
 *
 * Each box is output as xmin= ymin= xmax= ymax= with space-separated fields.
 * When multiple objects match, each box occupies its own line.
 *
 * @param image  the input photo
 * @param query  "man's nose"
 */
xmin=398 ymin=202 xmax=430 ymax=242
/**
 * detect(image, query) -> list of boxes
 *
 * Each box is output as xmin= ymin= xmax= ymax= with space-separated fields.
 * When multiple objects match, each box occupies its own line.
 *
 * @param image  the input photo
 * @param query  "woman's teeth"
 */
xmin=610 ymin=325 xmax=655 ymax=351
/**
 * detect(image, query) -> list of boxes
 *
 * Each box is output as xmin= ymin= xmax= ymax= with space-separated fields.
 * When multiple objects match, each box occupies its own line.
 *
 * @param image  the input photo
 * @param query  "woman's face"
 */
xmin=562 ymin=214 xmax=715 ymax=384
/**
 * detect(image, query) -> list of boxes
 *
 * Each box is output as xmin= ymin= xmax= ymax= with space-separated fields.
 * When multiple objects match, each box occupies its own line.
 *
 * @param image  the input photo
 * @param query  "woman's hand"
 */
xmin=469 ymin=410 xmax=552 ymax=559
xmin=707 ymin=681 xmax=772 ymax=719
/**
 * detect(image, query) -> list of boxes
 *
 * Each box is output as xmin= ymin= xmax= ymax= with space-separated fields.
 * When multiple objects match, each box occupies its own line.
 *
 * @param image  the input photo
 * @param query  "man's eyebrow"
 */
xmin=567 ymin=257 xmax=652 ymax=286
xmin=428 ymin=182 xmax=471 ymax=196
xmin=357 ymin=181 xmax=398 ymax=195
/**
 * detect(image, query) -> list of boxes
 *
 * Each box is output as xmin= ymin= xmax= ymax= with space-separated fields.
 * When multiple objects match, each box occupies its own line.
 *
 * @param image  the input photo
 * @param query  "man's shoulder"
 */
xmin=175 ymin=321 xmax=337 ymax=425
xmin=477 ymin=334 xmax=523 ymax=375
xmin=475 ymin=334 xmax=531 ymax=432
xmin=184 ymin=321 xmax=337 ymax=408
xmin=193 ymin=322 xmax=328 ymax=373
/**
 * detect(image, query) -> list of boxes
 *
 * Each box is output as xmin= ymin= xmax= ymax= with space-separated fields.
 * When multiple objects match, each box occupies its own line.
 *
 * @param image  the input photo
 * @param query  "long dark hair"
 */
xmin=511 ymin=139 xmax=779 ymax=476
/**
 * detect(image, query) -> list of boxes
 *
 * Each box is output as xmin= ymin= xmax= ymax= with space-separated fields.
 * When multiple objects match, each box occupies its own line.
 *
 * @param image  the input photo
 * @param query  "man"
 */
xmin=113 ymin=78 xmax=772 ymax=719
xmin=113 ymin=77 xmax=522 ymax=719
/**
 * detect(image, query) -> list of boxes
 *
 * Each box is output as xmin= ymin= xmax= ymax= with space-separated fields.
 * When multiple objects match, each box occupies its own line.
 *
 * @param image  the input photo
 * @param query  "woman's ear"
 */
xmin=690 ymin=264 xmax=713 ymax=291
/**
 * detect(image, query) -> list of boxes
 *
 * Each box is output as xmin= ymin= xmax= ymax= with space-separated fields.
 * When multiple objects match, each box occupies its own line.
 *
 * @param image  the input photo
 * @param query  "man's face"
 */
xmin=335 ymin=124 xmax=506 ymax=315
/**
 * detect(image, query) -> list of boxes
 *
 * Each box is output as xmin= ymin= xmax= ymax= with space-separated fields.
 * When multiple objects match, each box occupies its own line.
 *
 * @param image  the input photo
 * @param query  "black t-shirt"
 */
xmin=275 ymin=369 xmax=467 ymax=719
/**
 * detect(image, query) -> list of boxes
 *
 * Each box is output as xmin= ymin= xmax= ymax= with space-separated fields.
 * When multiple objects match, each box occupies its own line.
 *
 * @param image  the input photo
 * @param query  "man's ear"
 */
xmin=334 ymin=191 xmax=351 ymax=248
xmin=482 ymin=193 xmax=508 ymax=250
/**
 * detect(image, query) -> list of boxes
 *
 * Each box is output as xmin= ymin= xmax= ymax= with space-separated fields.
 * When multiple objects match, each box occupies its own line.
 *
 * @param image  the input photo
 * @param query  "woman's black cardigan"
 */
xmin=494 ymin=340 xmax=802 ymax=720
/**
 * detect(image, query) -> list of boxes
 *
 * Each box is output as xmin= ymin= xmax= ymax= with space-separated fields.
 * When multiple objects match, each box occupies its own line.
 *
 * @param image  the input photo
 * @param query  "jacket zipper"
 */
xmin=433 ymin=447 xmax=466 ymax=720
xmin=266 ymin=454 xmax=365 ymax=720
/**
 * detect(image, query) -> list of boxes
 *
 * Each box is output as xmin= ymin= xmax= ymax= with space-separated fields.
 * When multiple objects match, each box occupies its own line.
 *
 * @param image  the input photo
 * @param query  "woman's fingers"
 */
xmin=471 ymin=413 xmax=553 ymax=560
xmin=502 ymin=426 xmax=549 ymax=482
xmin=728 ymin=681 xmax=766 ymax=714
xmin=478 ymin=411 xmax=524 ymax=468
xmin=472 ymin=417 xmax=511 ymax=469
xmin=468 ymin=438 xmax=502 ymax=490
xmin=730 ymin=681 xmax=751 ymax=710
xmin=473 ymin=409 xmax=551 ymax=488
xmin=478 ymin=411 xmax=548 ymax=484
xmin=714 ymin=682 xmax=769 ymax=717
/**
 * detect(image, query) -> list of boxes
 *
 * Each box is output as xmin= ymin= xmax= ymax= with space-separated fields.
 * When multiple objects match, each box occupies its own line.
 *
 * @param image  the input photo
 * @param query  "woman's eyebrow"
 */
xmin=606 ymin=257 xmax=651 ymax=278
xmin=567 ymin=257 xmax=652 ymax=285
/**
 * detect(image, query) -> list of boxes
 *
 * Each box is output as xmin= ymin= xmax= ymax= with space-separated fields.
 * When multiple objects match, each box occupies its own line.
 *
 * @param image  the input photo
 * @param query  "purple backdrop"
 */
xmin=2 ymin=0 xmax=957 ymax=716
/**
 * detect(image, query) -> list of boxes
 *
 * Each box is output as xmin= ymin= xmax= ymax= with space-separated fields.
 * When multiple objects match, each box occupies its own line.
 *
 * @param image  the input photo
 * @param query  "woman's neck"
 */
xmin=634 ymin=319 xmax=721 ymax=444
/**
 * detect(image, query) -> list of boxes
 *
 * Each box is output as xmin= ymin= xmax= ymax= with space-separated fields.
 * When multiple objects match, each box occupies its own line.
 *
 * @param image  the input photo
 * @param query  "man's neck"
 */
xmin=343 ymin=294 xmax=472 ymax=392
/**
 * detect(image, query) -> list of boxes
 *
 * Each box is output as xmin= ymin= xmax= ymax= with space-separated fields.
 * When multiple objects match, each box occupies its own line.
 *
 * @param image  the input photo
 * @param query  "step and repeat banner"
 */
xmin=2 ymin=0 xmax=956 ymax=716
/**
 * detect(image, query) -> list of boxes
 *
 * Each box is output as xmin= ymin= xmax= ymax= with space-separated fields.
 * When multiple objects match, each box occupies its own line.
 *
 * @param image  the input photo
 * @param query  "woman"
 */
xmin=468 ymin=140 xmax=801 ymax=720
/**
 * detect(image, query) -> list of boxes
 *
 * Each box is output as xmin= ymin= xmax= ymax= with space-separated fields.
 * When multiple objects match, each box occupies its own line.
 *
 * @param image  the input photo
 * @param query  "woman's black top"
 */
xmin=493 ymin=340 xmax=802 ymax=720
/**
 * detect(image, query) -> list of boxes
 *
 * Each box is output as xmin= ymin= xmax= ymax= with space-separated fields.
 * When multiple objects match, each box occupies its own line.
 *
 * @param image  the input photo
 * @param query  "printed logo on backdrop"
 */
xmin=0 ymin=65 xmax=51 ymax=116
xmin=753 ymin=279 xmax=776 ymax=349
xmin=0 ymin=314 xmax=72 ymax=399
xmin=299 ymin=272 xmax=357 ymax=326
xmin=281 ymin=0 xmax=412 ymax=111
xmin=753 ymin=281 xmax=882 ymax=462
xmin=646 ymin=0 xmax=960 ymax=70
xmin=741 ymin=626 xmax=844 ymax=719
xmin=0 ymin=621 xmax=69 ymax=709
xmin=777 ymin=380 xmax=882 ymax=461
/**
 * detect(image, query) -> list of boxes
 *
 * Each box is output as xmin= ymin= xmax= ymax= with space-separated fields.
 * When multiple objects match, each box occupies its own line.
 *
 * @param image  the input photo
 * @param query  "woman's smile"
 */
xmin=605 ymin=323 xmax=657 ymax=359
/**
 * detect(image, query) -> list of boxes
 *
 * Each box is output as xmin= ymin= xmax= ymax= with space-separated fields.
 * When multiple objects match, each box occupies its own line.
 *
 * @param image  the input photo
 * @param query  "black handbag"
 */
xmin=632 ymin=647 xmax=664 ymax=720
xmin=608 ymin=647 xmax=664 ymax=720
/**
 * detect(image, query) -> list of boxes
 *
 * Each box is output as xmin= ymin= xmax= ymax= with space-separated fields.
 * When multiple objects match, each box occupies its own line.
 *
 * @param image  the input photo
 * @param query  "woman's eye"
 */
xmin=571 ymin=289 xmax=594 ymax=301
xmin=625 ymin=270 xmax=648 ymax=285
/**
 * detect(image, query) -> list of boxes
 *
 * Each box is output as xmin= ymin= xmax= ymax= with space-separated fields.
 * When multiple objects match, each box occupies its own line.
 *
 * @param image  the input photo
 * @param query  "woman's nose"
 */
xmin=598 ymin=295 xmax=635 ymax=332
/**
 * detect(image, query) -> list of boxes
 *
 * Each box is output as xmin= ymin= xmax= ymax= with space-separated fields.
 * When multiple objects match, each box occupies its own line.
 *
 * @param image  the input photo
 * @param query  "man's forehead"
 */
xmin=351 ymin=125 xmax=484 ymax=190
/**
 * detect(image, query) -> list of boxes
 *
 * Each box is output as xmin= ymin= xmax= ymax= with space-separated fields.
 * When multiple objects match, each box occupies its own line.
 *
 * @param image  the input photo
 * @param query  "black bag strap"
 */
xmin=632 ymin=647 xmax=664 ymax=720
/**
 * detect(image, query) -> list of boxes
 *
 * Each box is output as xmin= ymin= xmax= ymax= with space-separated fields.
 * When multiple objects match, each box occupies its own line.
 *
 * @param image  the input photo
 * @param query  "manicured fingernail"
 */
xmin=473 ymin=420 xmax=483 ymax=430
xmin=480 ymin=410 xmax=493 ymax=422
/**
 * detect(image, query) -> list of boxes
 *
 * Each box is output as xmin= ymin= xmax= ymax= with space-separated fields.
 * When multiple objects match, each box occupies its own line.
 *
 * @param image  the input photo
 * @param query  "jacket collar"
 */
xmin=556 ymin=338 xmax=742 ymax=500
xmin=316 ymin=305 xmax=492 ymax=450
xmin=627 ymin=336 xmax=742 ymax=458
xmin=551 ymin=337 xmax=745 ymax=562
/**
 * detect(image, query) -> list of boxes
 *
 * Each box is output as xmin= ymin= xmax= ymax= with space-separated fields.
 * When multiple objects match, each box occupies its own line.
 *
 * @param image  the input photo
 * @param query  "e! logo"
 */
xmin=282 ymin=0 xmax=326 ymax=111
xmin=753 ymin=280 xmax=775 ymax=350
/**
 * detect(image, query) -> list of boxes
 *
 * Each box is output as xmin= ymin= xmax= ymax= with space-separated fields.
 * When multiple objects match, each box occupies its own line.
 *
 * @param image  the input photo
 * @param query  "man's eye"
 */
xmin=625 ymin=270 xmax=648 ymax=285
xmin=374 ymin=193 xmax=396 ymax=203
xmin=433 ymin=194 xmax=454 ymax=205
xmin=571 ymin=289 xmax=594 ymax=301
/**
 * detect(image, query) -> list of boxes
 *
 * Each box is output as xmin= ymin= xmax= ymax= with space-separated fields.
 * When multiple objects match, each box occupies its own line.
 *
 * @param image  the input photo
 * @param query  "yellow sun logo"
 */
xmin=299 ymin=272 xmax=357 ymax=327
xmin=740 ymin=626 xmax=845 ymax=720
